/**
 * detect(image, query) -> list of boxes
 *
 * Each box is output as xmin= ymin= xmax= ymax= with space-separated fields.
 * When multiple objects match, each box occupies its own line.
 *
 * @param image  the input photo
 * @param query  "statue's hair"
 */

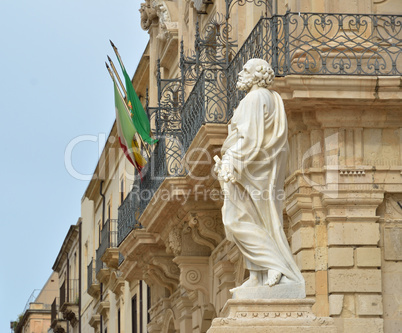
xmin=252 ymin=63 xmax=275 ymax=88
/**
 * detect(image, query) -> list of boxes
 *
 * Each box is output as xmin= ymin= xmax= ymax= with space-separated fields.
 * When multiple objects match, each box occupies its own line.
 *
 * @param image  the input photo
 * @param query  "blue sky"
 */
xmin=0 ymin=1 xmax=148 ymax=330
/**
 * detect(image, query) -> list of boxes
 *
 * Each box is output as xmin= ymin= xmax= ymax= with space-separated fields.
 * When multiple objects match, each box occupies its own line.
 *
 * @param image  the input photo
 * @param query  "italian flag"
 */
xmin=116 ymin=56 xmax=157 ymax=146
xmin=114 ymin=82 xmax=146 ymax=174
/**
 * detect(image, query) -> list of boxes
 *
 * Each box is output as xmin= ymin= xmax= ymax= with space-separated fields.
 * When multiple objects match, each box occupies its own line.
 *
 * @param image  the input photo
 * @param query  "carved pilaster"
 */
xmin=173 ymin=256 xmax=210 ymax=296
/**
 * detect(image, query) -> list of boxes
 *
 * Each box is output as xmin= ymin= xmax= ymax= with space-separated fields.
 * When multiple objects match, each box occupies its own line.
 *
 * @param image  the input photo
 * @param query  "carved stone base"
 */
xmin=231 ymin=282 xmax=306 ymax=300
xmin=207 ymin=299 xmax=337 ymax=332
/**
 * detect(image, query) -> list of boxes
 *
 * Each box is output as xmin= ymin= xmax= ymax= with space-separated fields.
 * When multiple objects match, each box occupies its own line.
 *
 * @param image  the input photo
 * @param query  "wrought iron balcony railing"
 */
xmin=87 ymin=259 xmax=97 ymax=290
xmin=181 ymin=69 xmax=228 ymax=153
xmin=59 ymin=279 xmax=79 ymax=308
xmin=139 ymin=135 xmax=184 ymax=215
xmin=99 ymin=218 xmax=118 ymax=255
xmin=118 ymin=188 xmax=141 ymax=246
xmin=95 ymin=246 xmax=107 ymax=275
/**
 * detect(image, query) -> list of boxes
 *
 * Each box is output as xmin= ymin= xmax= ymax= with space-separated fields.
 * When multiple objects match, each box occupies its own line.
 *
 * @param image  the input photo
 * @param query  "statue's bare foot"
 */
xmin=230 ymin=271 xmax=260 ymax=293
xmin=266 ymin=269 xmax=282 ymax=286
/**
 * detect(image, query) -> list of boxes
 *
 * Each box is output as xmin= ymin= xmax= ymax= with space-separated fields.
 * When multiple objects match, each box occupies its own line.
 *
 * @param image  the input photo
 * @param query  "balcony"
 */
xmin=99 ymin=218 xmax=120 ymax=268
xmin=51 ymin=298 xmax=67 ymax=333
xmin=87 ymin=258 xmax=100 ymax=298
xmin=59 ymin=279 xmax=79 ymax=327
xmin=88 ymin=308 xmax=101 ymax=331
xmin=96 ymin=245 xmax=110 ymax=283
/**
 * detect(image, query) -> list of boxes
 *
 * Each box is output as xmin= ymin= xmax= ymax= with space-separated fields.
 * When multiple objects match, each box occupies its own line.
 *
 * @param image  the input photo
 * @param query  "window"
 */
xmin=118 ymin=309 xmax=121 ymax=333
xmin=98 ymin=220 xmax=102 ymax=247
xmin=132 ymin=295 xmax=138 ymax=333
xmin=140 ymin=282 xmax=143 ymax=332
xmin=147 ymin=284 xmax=151 ymax=325
xmin=107 ymin=197 xmax=112 ymax=221
xmin=120 ymin=177 xmax=125 ymax=204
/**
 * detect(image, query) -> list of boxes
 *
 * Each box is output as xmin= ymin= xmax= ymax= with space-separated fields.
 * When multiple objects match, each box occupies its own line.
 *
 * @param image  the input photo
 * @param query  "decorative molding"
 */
xmin=339 ymin=169 xmax=365 ymax=176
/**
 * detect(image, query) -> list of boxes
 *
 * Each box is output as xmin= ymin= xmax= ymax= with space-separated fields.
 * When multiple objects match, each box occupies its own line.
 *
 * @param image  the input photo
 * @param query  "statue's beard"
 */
xmin=237 ymin=78 xmax=253 ymax=91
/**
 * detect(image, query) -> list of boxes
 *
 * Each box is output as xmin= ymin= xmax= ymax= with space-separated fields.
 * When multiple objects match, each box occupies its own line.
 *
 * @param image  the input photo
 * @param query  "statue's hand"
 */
xmin=221 ymin=156 xmax=236 ymax=183
xmin=213 ymin=155 xmax=222 ymax=175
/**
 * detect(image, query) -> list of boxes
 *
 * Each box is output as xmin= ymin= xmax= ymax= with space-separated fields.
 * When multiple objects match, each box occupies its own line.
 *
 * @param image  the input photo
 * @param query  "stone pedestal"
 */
xmin=207 ymin=299 xmax=337 ymax=332
xmin=231 ymin=282 xmax=306 ymax=299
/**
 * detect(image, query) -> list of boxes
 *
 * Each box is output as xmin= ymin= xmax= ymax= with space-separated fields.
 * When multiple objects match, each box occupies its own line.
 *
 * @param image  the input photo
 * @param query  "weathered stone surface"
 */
xmin=303 ymin=272 xmax=316 ymax=296
xmin=328 ymin=269 xmax=382 ymax=293
xmin=329 ymin=294 xmax=344 ymax=316
xmin=296 ymin=250 xmax=316 ymax=271
xmin=207 ymin=299 xmax=337 ymax=333
xmin=292 ymin=228 xmax=315 ymax=254
xmin=356 ymin=295 xmax=383 ymax=316
xmin=328 ymin=248 xmax=354 ymax=268
xmin=356 ymin=248 xmax=381 ymax=267
xmin=343 ymin=318 xmax=383 ymax=333
xmin=315 ymin=271 xmax=328 ymax=295
xmin=328 ymin=222 xmax=380 ymax=246
xmin=384 ymin=226 xmax=402 ymax=261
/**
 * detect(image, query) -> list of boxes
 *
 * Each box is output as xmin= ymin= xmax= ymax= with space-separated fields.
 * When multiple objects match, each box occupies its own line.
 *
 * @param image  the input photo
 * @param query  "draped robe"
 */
xmin=221 ymin=87 xmax=304 ymax=284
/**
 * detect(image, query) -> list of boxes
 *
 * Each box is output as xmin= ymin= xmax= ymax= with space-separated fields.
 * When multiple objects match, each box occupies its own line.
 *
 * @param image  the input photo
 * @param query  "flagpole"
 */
xmin=107 ymin=55 xmax=127 ymax=98
xmin=105 ymin=62 xmax=123 ymax=98
xmin=105 ymin=62 xmax=151 ymax=159
xmin=110 ymin=40 xmax=126 ymax=71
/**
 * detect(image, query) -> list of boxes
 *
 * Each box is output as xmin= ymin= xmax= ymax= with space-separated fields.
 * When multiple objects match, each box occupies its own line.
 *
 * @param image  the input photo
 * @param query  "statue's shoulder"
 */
xmin=245 ymin=87 xmax=273 ymax=101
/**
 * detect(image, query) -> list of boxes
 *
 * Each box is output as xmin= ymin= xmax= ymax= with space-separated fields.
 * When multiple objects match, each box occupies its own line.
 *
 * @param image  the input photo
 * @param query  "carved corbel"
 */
xmin=150 ymin=256 xmax=180 ymax=281
xmin=165 ymin=224 xmax=183 ymax=256
xmin=140 ymin=0 xmax=177 ymax=41
xmin=140 ymin=0 xmax=158 ymax=30
xmin=187 ymin=212 xmax=224 ymax=250
xmin=145 ymin=260 xmax=179 ymax=294
xmin=63 ymin=310 xmax=78 ymax=327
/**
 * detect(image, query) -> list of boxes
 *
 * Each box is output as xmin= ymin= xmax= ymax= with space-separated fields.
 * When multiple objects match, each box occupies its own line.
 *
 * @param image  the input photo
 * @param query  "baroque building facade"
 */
xmin=46 ymin=1 xmax=402 ymax=333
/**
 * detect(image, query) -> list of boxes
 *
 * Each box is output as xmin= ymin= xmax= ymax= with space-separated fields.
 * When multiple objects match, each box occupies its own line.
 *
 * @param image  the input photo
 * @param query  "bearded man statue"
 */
xmin=215 ymin=58 xmax=305 ymax=298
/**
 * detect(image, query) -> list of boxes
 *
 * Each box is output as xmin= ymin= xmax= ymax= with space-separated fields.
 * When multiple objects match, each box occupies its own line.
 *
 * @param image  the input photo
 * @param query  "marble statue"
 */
xmin=214 ymin=59 xmax=305 ymax=298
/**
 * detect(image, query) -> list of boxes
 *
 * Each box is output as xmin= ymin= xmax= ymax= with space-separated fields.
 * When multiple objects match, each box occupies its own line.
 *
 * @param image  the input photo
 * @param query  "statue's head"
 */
xmin=237 ymin=59 xmax=275 ymax=92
